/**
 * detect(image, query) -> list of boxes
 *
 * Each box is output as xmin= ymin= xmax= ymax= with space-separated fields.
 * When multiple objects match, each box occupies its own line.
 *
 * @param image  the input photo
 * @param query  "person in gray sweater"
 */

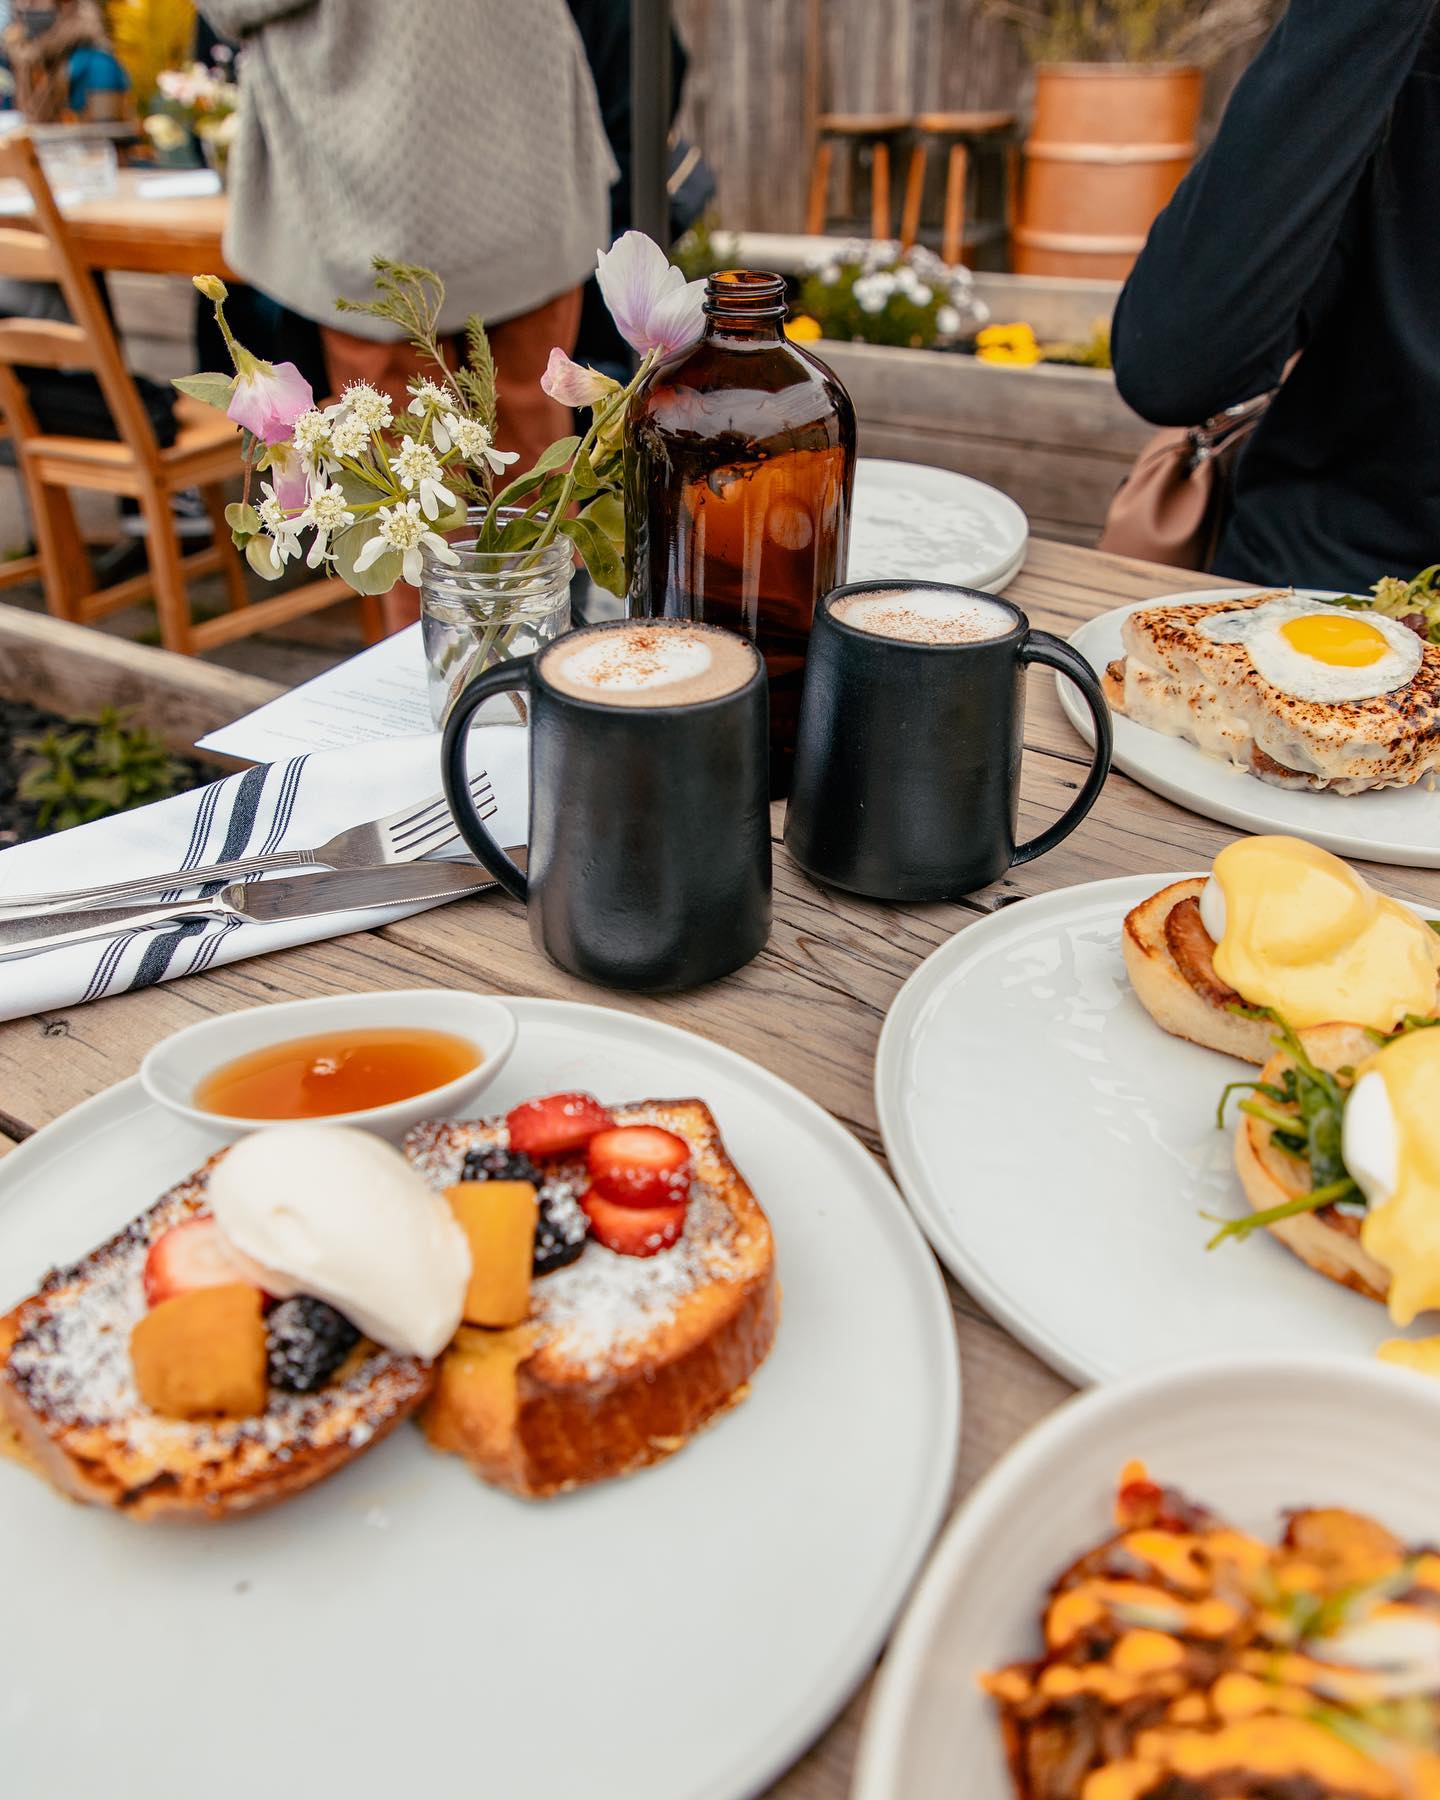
xmin=200 ymin=0 xmax=617 ymax=608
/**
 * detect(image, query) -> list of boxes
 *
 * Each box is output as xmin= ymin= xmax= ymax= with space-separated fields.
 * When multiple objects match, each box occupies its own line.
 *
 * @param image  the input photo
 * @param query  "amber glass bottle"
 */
xmin=625 ymin=270 xmax=857 ymax=789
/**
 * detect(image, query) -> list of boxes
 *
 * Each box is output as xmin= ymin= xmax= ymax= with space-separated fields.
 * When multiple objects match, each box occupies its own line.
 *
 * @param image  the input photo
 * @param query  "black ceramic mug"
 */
xmin=784 ymin=581 xmax=1112 ymax=901
xmin=441 ymin=618 xmax=771 ymax=991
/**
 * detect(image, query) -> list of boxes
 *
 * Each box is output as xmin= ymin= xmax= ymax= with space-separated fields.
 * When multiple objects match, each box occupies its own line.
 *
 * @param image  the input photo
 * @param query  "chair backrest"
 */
xmin=0 ymin=130 xmax=162 ymax=458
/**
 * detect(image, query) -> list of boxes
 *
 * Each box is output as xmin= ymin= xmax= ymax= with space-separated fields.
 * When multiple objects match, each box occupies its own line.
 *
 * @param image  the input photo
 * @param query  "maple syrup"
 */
xmin=194 ymin=1027 xmax=480 ymax=1119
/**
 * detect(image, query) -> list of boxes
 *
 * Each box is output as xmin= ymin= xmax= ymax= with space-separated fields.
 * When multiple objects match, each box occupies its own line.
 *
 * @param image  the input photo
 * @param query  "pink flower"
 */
xmin=263 ymin=442 xmax=309 ymax=509
xmin=227 ymin=359 xmax=314 ymax=445
xmin=595 ymin=231 xmax=706 ymax=358
xmin=539 ymin=347 xmax=621 ymax=408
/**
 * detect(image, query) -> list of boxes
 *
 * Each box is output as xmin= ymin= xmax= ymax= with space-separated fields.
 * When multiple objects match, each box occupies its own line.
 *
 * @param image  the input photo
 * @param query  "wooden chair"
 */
xmin=899 ymin=111 xmax=1017 ymax=266
xmin=0 ymin=129 xmax=379 ymax=655
xmin=806 ymin=113 xmax=913 ymax=242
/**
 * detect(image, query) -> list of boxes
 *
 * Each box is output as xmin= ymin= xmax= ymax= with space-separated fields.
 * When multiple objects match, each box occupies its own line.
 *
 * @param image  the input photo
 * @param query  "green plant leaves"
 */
xmin=561 ymin=511 xmax=625 ymax=596
xmin=490 ymin=436 xmax=581 ymax=510
xmin=172 ymin=371 xmax=234 ymax=410
xmin=17 ymin=706 xmax=187 ymax=832
xmin=245 ymin=535 xmax=284 ymax=580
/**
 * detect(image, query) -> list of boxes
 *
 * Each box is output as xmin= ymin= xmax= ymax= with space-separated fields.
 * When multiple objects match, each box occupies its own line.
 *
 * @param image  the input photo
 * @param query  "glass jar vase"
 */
xmin=420 ymin=522 xmax=574 ymax=726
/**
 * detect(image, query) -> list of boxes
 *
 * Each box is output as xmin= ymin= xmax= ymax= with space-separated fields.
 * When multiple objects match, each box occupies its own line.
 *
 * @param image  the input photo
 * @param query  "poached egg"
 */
xmin=1344 ymin=1029 xmax=1440 ymax=1326
xmin=1198 ymin=835 xmax=1440 ymax=1033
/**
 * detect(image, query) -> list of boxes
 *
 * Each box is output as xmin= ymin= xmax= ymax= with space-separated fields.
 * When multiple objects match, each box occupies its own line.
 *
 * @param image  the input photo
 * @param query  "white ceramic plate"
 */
xmin=874 ymin=874 xmax=1436 ymax=1388
xmin=848 ymin=457 xmax=1029 ymax=595
xmin=1059 ymin=591 xmax=1440 ymax=868
xmin=0 ymin=998 xmax=960 ymax=1800
xmin=852 ymin=1352 xmax=1440 ymax=1800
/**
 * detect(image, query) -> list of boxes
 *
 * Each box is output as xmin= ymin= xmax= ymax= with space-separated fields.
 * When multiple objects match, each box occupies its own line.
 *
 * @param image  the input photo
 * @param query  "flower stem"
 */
xmin=494 ymin=352 xmax=653 ymax=567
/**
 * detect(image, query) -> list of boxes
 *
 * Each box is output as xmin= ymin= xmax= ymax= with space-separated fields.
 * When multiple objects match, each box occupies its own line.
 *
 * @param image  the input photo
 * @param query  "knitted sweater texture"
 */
xmin=200 ymin=0 xmax=618 ymax=337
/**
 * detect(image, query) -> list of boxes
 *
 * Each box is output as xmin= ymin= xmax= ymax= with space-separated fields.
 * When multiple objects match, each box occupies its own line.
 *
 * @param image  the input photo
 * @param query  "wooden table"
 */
xmin=4 ymin=537 xmax=1437 ymax=1795
xmin=1 ymin=166 xmax=230 ymax=276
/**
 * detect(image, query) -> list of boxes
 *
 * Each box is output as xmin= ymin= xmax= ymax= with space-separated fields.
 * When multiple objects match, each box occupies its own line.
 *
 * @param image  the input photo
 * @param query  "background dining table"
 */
xmin=3 ymin=537 xmax=1435 ymax=1795
xmin=0 ymin=163 xmax=231 ymax=276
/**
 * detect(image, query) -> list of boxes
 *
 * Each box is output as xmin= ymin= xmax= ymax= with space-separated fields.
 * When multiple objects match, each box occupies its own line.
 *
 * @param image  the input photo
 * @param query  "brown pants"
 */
xmin=320 ymin=284 xmax=584 ymax=634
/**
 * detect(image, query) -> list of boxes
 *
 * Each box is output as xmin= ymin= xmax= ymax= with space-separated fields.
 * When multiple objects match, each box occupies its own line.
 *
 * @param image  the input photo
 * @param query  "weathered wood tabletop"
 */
xmin=4 ymin=537 xmax=1436 ymax=1796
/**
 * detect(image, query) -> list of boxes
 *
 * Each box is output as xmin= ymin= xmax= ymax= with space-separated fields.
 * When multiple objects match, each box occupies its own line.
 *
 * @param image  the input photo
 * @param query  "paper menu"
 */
xmin=198 ymin=623 xmax=434 ymax=761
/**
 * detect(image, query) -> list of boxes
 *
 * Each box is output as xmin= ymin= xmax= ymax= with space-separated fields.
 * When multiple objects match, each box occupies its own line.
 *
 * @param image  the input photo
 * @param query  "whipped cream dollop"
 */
xmin=208 ymin=1124 xmax=470 ymax=1359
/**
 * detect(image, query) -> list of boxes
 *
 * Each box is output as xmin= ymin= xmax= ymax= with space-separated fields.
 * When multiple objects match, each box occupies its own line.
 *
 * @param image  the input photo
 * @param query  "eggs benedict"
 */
xmin=1222 ymin=1017 xmax=1440 ymax=1320
xmin=1124 ymin=835 xmax=1440 ymax=1062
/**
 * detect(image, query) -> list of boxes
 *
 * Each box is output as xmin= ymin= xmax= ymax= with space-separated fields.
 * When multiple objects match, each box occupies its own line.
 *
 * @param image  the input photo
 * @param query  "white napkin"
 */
xmin=0 ymin=727 xmax=528 ymax=1024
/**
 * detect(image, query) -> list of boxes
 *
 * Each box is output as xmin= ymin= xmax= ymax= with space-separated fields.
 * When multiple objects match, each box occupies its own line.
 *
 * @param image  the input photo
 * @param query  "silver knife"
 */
xmin=0 ymin=857 xmax=523 ymax=964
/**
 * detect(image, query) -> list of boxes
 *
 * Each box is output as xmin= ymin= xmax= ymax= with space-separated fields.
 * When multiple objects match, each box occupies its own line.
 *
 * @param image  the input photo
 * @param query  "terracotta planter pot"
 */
xmin=1013 ymin=62 xmax=1203 ymax=280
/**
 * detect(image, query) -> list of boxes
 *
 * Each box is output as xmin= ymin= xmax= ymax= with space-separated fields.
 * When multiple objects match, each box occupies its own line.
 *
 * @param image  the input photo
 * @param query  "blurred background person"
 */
xmin=3 ymin=0 xmax=129 ymax=121
xmin=200 ymin=0 xmax=615 ymax=464
xmin=1110 ymin=0 xmax=1439 ymax=592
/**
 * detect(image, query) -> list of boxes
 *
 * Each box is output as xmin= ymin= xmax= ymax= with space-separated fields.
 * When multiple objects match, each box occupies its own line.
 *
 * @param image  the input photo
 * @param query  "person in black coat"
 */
xmin=1110 ymin=1 xmax=1440 ymax=592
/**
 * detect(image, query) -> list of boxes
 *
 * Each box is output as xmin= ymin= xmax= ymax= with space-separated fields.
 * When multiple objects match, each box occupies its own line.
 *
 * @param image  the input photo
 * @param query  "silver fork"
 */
xmin=0 ymin=774 xmax=494 ymax=914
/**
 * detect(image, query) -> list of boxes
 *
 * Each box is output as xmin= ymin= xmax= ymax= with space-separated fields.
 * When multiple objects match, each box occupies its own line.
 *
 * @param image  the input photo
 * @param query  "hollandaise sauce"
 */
xmin=981 ymin=1462 xmax=1440 ymax=1799
xmin=194 ymin=1027 xmax=481 ymax=1119
xmin=1205 ymin=835 xmax=1440 ymax=1034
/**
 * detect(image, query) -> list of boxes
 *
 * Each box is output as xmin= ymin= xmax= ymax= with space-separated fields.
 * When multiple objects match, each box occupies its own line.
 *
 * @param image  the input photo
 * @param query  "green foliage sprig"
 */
xmin=18 ymin=707 xmax=187 ymax=833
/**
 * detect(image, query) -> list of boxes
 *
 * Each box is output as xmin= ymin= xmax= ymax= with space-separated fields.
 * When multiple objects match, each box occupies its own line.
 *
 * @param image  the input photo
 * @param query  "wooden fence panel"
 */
xmin=673 ymin=0 xmax=1253 ymax=235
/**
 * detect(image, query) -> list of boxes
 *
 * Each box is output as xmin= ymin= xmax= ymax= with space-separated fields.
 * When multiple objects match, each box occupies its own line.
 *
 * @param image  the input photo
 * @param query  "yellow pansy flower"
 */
xmin=975 ymin=322 xmax=1043 ymax=366
xmin=785 ymin=314 xmax=823 ymax=343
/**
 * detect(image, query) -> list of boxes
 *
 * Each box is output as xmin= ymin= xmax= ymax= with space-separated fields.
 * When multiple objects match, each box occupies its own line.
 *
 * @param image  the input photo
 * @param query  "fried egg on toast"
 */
xmin=1103 ymin=593 xmax=1440 ymax=794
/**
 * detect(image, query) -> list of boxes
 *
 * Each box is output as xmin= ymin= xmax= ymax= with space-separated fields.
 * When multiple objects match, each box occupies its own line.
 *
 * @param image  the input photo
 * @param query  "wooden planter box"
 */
xmin=727 ymin=248 xmax=1153 ymax=545
xmin=821 ymin=337 xmax=1150 ymax=546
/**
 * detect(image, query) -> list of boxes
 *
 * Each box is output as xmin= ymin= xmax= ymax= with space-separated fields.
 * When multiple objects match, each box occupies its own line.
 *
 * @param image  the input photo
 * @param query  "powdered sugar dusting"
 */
xmin=5 ymin=1163 xmax=429 ymax=1496
xmin=405 ymin=1101 xmax=755 ymax=1378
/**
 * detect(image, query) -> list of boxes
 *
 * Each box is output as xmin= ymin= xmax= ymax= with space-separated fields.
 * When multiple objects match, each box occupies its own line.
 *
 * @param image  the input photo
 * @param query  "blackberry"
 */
xmin=462 ymin=1144 xmax=540 ymax=1186
xmin=267 ymin=1297 xmax=361 ymax=1394
xmin=459 ymin=1142 xmax=589 ymax=1276
xmin=533 ymin=1180 xmax=589 ymax=1275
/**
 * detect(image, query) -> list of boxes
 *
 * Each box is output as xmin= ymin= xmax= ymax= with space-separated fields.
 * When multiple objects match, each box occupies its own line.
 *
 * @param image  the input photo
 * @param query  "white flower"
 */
xmin=439 ymin=412 xmax=518 ymax=475
xmin=291 ymin=407 xmax=333 ymax=467
xmin=328 ymin=411 xmax=371 ymax=460
xmin=256 ymin=481 xmax=303 ymax=565
xmin=853 ymin=272 xmax=895 ymax=315
xmin=406 ymin=378 xmax=450 ymax=417
xmin=819 ymin=263 xmax=840 ymax=286
xmin=935 ymin=304 xmax=962 ymax=337
xmin=340 ymin=381 xmax=392 ymax=431
xmin=299 ymin=478 xmax=355 ymax=567
xmin=352 ymin=498 xmax=460 ymax=587
xmin=391 ymin=436 xmax=457 ymax=520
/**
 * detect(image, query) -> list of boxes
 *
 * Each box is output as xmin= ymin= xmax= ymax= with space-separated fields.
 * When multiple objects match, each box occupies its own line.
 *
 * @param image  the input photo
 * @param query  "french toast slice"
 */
xmin=0 ymin=1156 xmax=435 ymax=1521
xmin=1232 ymin=1022 xmax=1391 ymax=1304
xmin=1106 ymin=594 xmax=1440 ymax=793
xmin=406 ymin=1098 xmax=778 ymax=1499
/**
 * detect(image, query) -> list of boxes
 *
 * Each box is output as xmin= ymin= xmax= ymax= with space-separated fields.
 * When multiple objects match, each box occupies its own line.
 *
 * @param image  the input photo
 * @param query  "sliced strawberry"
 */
xmin=506 ymin=1091 xmax=614 ymax=1161
xmin=580 ymin=1191 xmax=687 ymax=1259
xmin=587 ymin=1125 xmax=692 ymax=1209
xmin=143 ymin=1217 xmax=253 ymax=1308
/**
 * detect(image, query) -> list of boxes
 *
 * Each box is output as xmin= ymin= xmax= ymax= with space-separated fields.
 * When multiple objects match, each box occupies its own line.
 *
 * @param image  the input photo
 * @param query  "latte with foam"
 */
xmin=541 ymin=621 xmax=758 ymax=707
xmin=830 ymin=587 xmax=1014 ymax=646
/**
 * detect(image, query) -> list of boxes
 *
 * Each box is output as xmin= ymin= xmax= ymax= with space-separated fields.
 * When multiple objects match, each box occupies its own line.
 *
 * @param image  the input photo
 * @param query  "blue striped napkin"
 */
xmin=0 ymin=728 xmax=528 ymax=1023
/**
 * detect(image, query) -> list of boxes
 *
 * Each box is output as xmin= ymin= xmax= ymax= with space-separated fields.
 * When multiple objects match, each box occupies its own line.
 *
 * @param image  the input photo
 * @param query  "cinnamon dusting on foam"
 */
xmin=542 ymin=624 xmax=754 ymax=708
xmin=831 ymin=588 xmax=1012 ymax=646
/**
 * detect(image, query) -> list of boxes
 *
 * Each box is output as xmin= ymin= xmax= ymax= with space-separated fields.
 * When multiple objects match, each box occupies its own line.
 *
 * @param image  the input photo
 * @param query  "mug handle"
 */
xmin=440 ymin=657 xmax=532 ymax=902
xmin=1011 ymin=630 xmax=1113 ymax=868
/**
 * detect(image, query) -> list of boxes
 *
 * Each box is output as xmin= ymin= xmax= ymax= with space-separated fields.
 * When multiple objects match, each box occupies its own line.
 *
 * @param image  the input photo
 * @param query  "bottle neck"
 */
xmin=703 ymin=270 xmax=787 ymax=345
